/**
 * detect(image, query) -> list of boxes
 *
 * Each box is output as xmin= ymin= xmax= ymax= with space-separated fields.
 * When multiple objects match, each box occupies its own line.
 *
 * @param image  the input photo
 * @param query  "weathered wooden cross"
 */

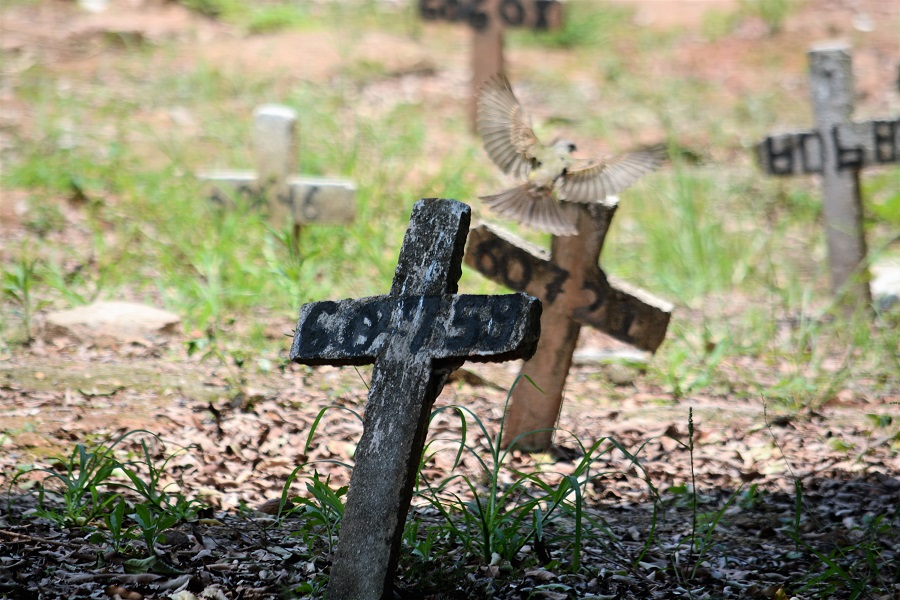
xmin=418 ymin=0 xmax=562 ymax=127
xmin=464 ymin=199 xmax=673 ymax=451
xmin=199 ymin=104 xmax=356 ymax=236
xmin=755 ymin=43 xmax=900 ymax=311
xmin=290 ymin=198 xmax=541 ymax=599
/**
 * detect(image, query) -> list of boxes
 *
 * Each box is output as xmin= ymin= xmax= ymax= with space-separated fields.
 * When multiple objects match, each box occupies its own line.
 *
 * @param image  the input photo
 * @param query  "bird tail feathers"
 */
xmin=480 ymin=185 xmax=577 ymax=236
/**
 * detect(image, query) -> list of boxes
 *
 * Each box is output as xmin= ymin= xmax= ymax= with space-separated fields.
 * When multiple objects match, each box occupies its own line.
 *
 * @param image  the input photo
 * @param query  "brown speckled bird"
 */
xmin=477 ymin=75 xmax=665 ymax=236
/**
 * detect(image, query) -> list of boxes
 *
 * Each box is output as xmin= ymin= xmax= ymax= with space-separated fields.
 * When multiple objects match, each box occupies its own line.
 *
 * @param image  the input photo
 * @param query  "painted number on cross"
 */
xmin=419 ymin=0 xmax=558 ymax=31
xmin=472 ymin=239 xmax=566 ymax=303
xmin=762 ymin=120 xmax=900 ymax=175
xmin=472 ymin=239 xmax=612 ymax=313
xmin=296 ymin=185 xmax=321 ymax=221
xmin=298 ymin=295 xmax=526 ymax=358
xmin=209 ymin=182 xmax=280 ymax=211
xmin=445 ymin=294 xmax=521 ymax=353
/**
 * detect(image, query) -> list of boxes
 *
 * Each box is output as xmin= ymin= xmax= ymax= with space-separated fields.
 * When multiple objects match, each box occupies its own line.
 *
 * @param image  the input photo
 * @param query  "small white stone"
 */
xmin=872 ymin=261 xmax=900 ymax=310
xmin=43 ymin=301 xmax=181 ymax=343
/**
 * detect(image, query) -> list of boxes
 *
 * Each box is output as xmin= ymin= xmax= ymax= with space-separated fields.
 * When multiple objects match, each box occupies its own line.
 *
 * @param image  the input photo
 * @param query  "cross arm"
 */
xmin=428 ymin=293 xmax=542 ymax=363
xmin=578 ymin=275 xmax=673 ymax=352
xmin=465 ymin=224 xmax=564 ymax=303
xmin=290 ymin=297 xmax=393 ymax=366
xmin=464 ymin=224 xmax=671 ymax=352
xmin=290 ymin=292 xmax=542 ymax=366
xmin=756 ymin=118 xmax=899 ymax=176
xmin=418 ymin=0 xmax=562 ymax=31
xmin=286 ymin=177 xmax=356 ymax=225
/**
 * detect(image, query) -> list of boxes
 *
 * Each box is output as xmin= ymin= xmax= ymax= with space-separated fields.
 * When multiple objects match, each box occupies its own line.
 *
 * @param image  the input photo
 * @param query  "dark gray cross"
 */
xmin=755 ymin=44 xmax=900 ymax=311
xmin=418 ymin=0 xmax=562 ymax=128
xmin=199 ymin=104 xmax=356 ymax=235
xmin=464 ymin=199 xmax=672 ymax=451
xmin=290 ymin=198 xmax=541 ymax=599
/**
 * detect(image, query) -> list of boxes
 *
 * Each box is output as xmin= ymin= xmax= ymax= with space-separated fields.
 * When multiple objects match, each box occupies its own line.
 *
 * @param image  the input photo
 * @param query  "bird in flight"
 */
xmin=477 ymin=75 xmax=665 ymax=236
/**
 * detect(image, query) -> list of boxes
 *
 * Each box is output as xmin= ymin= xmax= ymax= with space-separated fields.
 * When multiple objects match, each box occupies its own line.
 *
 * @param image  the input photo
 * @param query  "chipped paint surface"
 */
xmin=289 ymin=199 xmax=541 ymax=599
xmin=291 ymin=294 xmax=540 ymax=365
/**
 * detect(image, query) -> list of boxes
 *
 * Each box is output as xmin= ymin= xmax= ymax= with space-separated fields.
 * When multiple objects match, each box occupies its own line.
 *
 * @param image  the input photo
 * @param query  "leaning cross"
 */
xmin=418 ymin=0 xmax=562 ymax=128
xmin=464 ymin=199 xmax=673 ymax=451
xmin=755 ymin=43 xmax=900 ymax=311
xmin=290 ymin=198 xmax=541 ymax=599
xmin=199 ymin=104 xmax=356 ymax=235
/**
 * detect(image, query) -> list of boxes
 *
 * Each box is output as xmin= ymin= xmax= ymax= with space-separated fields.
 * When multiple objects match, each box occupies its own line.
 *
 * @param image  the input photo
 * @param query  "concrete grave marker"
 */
xmin=199 ymin=104 xmax=356 ymax=235
xmin=465 ymin=199 xmax=673 ymax=451
xmin=755 ymin=44 xmax=900 ymax=311
xmin=418 ymin=0 xmax=562 ymax=127
xmin=290 ymin=198 xmax=541 ymax=599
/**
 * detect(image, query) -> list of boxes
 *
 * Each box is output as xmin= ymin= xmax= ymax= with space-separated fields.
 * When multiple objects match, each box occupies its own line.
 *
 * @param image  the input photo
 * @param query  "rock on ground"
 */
xmin=42 ymin=301 xmax=181 ymax=344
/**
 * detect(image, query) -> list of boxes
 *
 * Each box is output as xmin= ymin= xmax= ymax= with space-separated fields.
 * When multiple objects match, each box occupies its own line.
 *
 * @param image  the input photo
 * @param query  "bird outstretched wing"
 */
xmin=477 ymin=75 xmax=540 ymax=179
xmin=480 ymin=184 xmax=578 ymax=236
xmin=556 ymin=145 xmax=667 ymax=203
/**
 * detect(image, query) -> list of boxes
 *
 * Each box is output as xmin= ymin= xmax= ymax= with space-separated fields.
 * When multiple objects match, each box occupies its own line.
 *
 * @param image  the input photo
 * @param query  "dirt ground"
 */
xmin=1 ymin=0 xmax=899 ymax=598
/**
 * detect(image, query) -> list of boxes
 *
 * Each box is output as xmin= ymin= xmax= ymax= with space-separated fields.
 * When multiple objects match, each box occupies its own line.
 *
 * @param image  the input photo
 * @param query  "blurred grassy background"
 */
xmin=1 ymin=0 xmax=898 ymax=409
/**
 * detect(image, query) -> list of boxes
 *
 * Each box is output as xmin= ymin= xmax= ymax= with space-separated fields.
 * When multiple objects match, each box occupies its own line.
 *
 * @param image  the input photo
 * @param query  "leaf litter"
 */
xmin=1 ymin=334 xmax=898 ymax=599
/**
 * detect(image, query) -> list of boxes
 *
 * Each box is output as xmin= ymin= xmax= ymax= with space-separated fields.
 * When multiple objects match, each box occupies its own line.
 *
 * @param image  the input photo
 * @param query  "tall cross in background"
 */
xmin=756 ymin=44 xmax=900 ymax=312
xmin=419 ymin=0 xmax=562 ymax=128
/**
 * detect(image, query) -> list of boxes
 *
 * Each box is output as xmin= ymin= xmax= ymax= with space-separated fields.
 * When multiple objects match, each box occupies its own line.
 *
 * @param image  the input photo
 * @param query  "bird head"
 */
xmin=551 ymin=139 xmax=577 ymax=154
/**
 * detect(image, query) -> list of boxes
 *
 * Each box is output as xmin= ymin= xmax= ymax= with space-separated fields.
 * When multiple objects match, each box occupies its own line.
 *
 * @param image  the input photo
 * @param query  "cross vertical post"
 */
xmin=504 ymin=202 xmax=609 ymax=450
xmin=252 ymin=104 xmax=297 ymax=226
xmin=470 ymin=0 xmax=504 ymax=128
xmin=418 ymin=0 xmax=562 ymax=129
xmin=809 ymin=45 xmax=871 ymax=308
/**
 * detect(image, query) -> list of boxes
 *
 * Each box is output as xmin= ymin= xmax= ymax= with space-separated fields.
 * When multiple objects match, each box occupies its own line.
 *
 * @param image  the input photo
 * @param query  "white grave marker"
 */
xmin=199 ymin=105 xmax=356 ymax=233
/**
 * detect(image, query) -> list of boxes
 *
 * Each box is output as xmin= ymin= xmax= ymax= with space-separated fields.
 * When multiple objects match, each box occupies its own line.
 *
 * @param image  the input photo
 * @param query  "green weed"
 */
xmin=292 ymin=378 xmax=653 ymax=578
xmin=662 ymin=409 xmax=744 ymax=583
xmin=177 ymin=0 xmax=243 ymax=19
xmin=117 ymin=437 xmax=205 ymax=523
xmin=790 ymin=498 xmax=899 ymax=598
xmin=2 ymin=255 xmax=44 ymax=343
xmin=9 ymin=432 xmax=135 ymax=527
xmin=739 ymin=0 xmax=794 ymax=34
xmin=246 ymin=3 xmax=310 ymax=34
xmin=8 ymin=431 xmax=207 ymax=563
xmin=289 ymin=471 xmax=348 ymax=555
xmin=414 ymin=376 xmax=645 ymax=571
xmin=513 ymin=1 xmax=634 ymax=49
xmin=763 ymin=407 xmax=900 ymax=597
xmin=22 ymin=197 xmax=65 ymax=236
xmin=104 ymin=497 xmax=130 ymax=553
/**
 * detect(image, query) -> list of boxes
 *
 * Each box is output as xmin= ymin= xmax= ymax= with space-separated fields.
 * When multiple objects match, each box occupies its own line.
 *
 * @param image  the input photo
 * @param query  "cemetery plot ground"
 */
xmin=1 ymin=0 xmax=898 ymax=598
xmin=1 ymin=339 xmax=898 ymax=599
